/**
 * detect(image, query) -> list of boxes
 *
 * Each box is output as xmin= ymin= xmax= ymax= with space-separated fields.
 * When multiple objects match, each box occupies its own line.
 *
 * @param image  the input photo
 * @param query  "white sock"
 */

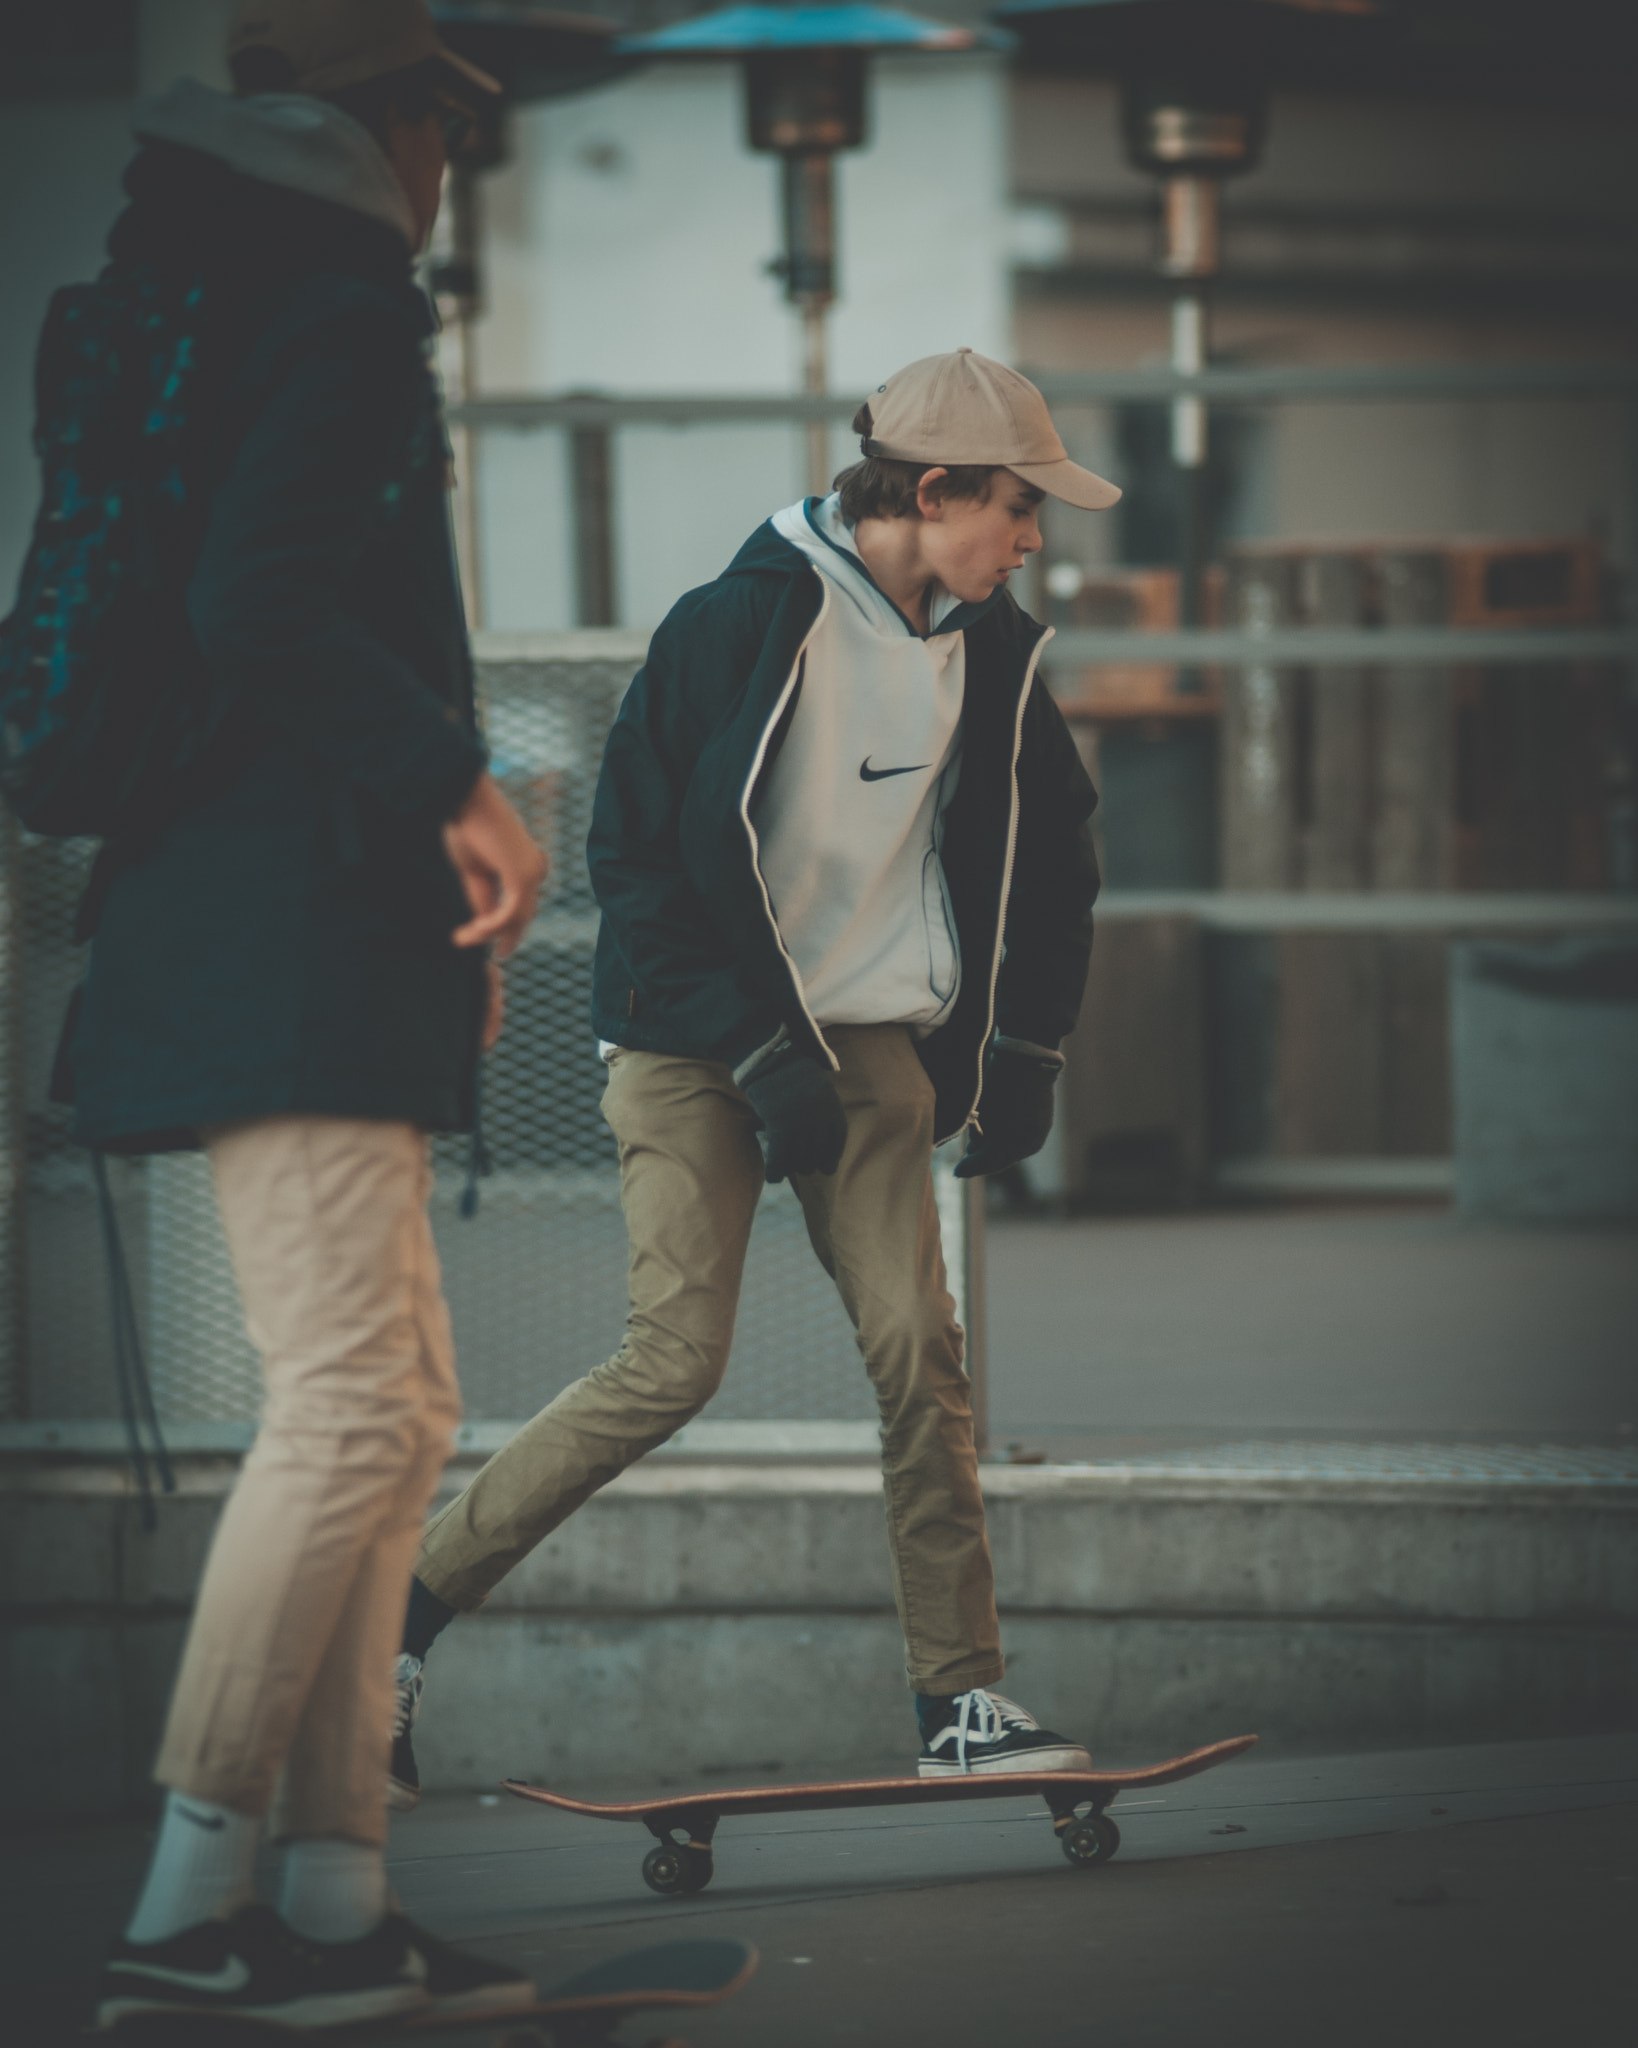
xmin=125 ymin=1792 xmax=261 ymax=1944
xmin=279 ymin=1838 xmax=389 ymax=1943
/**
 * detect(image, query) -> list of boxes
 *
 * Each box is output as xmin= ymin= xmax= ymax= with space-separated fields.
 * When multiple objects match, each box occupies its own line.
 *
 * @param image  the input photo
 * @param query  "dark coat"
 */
xmin=588 ymin=517 xmax=1099 ymax=1144
xmin=58 ymin=143 xmax=488 ymax=1152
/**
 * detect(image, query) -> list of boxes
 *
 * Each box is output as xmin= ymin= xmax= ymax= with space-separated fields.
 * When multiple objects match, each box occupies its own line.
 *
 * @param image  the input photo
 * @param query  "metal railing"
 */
xmin=448 ymin=358 xmax=1638 ymax=660
xmin=4 ymin=353 xmax=1632 ymax=1437
xmin=0 ymin=643 xmax=980 ymax=1452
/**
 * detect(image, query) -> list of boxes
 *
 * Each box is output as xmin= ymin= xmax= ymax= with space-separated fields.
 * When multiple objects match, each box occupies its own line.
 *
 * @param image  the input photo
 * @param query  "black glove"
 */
xmin=954 ymin=1037 xmax=1064 ymax=1180
xmin=734 ymin=1033 xmax=848 ymax=1184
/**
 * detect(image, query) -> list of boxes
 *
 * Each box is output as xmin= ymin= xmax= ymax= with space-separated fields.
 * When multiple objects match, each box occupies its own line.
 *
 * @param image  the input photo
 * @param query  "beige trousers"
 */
xmin=417 ymin=1024 xmax=1002 ymax=1695
xmin=154 ymin=1117 xmax=461 ymax=1843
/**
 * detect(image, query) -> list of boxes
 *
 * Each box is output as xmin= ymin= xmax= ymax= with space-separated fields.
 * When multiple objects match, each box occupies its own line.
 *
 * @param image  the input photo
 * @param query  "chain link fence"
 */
xmin=0 ymin=635 xmax=973 ymax=1437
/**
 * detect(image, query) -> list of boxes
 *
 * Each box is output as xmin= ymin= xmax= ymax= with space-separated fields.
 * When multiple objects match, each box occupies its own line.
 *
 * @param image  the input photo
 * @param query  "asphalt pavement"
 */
xmin=985 ymin=1204 xmax=1638 ymax=1455
xmin=6 ymin=1205 xmax=1633 ymax=2042
xmin=6 ymin=1733 xmax=1633 ymax=2046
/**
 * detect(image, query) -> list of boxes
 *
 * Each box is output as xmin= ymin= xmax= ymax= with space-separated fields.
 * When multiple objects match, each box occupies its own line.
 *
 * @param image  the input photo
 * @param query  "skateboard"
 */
xmin=100 ymin=1937 xmax=758 ymax=2046
xmin=505 ymin=1734 xmax=1258 ymax=1894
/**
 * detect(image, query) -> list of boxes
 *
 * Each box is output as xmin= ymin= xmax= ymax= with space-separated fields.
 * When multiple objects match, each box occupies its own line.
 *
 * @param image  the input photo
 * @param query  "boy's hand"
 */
xmin=444 ymin=772 xmax=550 ymax=959
xmin=735 ymin=1037 xmax=848 ymax=1184
xmin=954 ymin=1040 xmax=1064 ymax=1180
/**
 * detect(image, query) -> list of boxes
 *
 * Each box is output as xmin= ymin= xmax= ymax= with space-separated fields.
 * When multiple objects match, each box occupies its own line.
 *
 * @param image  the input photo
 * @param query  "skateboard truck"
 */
xmin=640 ymin=1810 xmax=721 ymax=1897
xmin=1044 ymin=1785 xmax=1122 ymax=1867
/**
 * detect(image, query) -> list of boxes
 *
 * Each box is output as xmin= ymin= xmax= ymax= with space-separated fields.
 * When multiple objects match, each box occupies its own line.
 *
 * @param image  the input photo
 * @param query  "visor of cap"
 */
xmin=228 ymin=0 xmax=500 ymax=99
xmin=1005 ymin=457 xmax=1122 ymax=511
xmin=429 ymin=40 xmax=501 ymax=99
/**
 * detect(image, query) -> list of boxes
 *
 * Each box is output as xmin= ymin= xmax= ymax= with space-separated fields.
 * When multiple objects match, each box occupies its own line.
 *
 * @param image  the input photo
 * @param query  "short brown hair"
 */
xmin=833 ymin=457 xmax=998 ymax=525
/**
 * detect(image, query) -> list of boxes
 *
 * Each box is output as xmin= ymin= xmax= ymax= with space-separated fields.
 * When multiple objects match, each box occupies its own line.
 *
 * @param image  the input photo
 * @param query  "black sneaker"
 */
xmin=96 ymin=1903 xmax=428 ymax=2031
xmin=385 ymin=1913 xmax=534 ymax=2017
xmin=387 ymin=1651 xmax=423 ymax=1813
xmin=917 ymin=1690 xmax=1093 ymax=1778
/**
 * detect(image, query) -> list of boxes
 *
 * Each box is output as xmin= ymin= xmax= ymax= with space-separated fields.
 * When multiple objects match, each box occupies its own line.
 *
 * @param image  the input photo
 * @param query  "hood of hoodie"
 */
xmin=131 ymin=77 xmax=415 ymax=248
xmin=761 ymin=496 xmax=1005 ymax=642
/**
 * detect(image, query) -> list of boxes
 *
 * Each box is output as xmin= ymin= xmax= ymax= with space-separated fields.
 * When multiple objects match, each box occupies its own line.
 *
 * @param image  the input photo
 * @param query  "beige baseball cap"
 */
xmin=855 ymin=348 xmax=1121 ymax=511
xmin=227 ymin=0 xmax=500 ymax=100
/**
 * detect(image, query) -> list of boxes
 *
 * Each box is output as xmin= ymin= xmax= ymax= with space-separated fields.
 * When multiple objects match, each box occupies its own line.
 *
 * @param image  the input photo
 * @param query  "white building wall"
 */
xmin=1 ymin=39 xmax=1012 ymax=635
xmin=471 ymin=55 xmax=1011 ymax=631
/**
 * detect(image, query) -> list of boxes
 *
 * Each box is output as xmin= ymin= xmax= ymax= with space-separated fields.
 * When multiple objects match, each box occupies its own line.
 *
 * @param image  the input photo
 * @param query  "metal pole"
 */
xmin=1172 ymin=286 xmax=1208 ymax=643
xmin=570 ymin=415 xmax=618 ymax=628
xmin=802 ymin=299 xmax=830 ymax=498
xmin=1161 ymin=174 xmax=1217 ymax=645
xmin=782 ymin=151 xmax=837 ymax=498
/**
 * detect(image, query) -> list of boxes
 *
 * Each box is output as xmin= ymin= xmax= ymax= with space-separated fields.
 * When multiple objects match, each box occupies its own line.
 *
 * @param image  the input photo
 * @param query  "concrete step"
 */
xmin=2 ymin=1452 xmax=1634 ymax=1813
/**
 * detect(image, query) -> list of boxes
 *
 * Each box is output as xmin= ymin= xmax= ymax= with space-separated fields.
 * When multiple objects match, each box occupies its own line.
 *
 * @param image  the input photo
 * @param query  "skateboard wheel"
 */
xmin=679 ymin=1845 xmax=715 ymax=1893
xmin=1060 ymin=1814 xmax=1120 ymax=1867
xmin=643 ymin=1844 xmax=690 ymax=1896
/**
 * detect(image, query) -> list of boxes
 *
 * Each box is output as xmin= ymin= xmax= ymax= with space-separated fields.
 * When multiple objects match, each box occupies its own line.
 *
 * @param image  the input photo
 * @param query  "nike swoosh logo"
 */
xmin=860 ymin=758 xmax=930 ymax=782
xmin=175 ymin=1804 xmax=226 ymax=1831
xmin=115 ymin=1956 xmax=252 ymax=1994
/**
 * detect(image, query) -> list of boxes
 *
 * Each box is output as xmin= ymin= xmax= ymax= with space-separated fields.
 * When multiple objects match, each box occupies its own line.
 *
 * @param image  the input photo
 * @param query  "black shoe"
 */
xmin=97 ymin=1903 xmax=428 ymax=2031
xmin=387 ymin=1652 xmax=423 ymax=1813
xmin=387 ymin=1912 xmax=534 ymax=2017
xmin=917 ymin=1690 xmax=1093 ymax=1778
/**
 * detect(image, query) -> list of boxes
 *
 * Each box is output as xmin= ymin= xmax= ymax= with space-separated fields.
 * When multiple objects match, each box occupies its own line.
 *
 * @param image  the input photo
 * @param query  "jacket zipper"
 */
xmin=738 ymin=582 xmax=840 ymax=1071
xmin=965 ymin=623 xmax=1055 ymax=1128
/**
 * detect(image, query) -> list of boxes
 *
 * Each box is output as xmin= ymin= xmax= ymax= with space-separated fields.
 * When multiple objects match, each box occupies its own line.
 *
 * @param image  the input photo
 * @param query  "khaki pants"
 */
xmin=418 ymin=1025 xmax=1002 ymax=1695
xmin=154 ymin=1118 xmax=461 ymax=1843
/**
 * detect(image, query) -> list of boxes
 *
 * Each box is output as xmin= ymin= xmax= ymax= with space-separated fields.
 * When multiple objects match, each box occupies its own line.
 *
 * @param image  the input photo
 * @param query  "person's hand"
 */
xmin=954 ymin=1040 xmax=1064 ymax=1180
xmin=443 ymin=772 xmax=549 ymax=959
xmin=482 ymin=958 xmax=505 ymax=1051
xmin=735 ymin=1036 xmax=848 ymax=1184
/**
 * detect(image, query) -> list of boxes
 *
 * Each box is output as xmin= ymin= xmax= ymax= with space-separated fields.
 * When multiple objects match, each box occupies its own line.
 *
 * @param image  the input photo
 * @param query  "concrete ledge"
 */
xmin=408 ymin=1612 xmax=1638 ymax=1792
xmin=3 ymin=1454 xmax=1634 ymax=1813
xmin=7 ymin=1457 xmax=1629 ymax=1626
xmin=6 ymin=1607 xmax=1630 ymax=1817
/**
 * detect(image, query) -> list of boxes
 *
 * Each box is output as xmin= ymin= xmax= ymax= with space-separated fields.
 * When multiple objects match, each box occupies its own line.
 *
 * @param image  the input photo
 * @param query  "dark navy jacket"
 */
xmin=588 ymin=517 xmax=1100 ymax=1144
xmin=59 ymin=143 xmax=488 ymax=1151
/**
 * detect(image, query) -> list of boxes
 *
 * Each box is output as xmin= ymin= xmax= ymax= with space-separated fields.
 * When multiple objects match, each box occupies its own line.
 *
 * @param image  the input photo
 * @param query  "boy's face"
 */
xmin=917 ymin=471 xmax=1046 ymax=604
xmin=385 ymin=108 xmax=449 ymax=253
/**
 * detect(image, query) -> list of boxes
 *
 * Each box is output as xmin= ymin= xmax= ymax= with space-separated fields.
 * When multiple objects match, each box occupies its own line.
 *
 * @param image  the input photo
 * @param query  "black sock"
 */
xmin=402 ymin=1576 xmax=457 ymax=1660
xmin=915 ymin=1692 xmax=958 ymax=1741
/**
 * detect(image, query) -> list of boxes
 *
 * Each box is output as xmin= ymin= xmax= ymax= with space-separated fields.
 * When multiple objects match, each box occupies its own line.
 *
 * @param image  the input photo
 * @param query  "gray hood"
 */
xmin=132 ymin=78 xmax=416 ymax=248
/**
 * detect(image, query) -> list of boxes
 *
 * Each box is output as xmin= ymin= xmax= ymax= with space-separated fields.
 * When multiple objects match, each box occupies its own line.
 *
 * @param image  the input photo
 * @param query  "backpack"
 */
xmin=0 ymin=265 xmax=217 ymax=840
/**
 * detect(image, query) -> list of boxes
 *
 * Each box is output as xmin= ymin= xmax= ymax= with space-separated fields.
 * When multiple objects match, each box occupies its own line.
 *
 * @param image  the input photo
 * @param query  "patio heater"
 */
xmin=994 ymin=0 xmax=1383 ymax=627
xmin=616 ymin=5 xmax=999 ymax=495
xmin=428 ymin=7 xmax=634 ymax=622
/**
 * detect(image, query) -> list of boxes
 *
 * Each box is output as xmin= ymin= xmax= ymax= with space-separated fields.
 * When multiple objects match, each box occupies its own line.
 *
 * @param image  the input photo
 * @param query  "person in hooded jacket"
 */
xmin=84 ymin=3 xmax=548 ymax=2031
xmin=388 ymin=350 xmax=1118 ymax=1797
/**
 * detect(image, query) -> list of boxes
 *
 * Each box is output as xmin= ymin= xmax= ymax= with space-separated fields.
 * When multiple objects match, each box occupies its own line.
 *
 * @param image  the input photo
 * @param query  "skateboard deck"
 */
xmin=505 ymin=1734 xmax=1258 ymax=1892
xmin=100 ymin=1936 xmax=757 ymax=2045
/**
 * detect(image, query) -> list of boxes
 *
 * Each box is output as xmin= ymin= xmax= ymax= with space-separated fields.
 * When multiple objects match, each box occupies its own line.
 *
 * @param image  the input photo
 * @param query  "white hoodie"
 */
xmin=754 ymin=497 xmax=965 ymax=1035
xmin=130 ymin=77 xmax=416 ymax=245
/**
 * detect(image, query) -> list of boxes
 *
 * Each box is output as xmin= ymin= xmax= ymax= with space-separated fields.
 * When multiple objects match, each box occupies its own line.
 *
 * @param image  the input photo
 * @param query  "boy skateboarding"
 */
xmin=392 ymin=349 xmax=1120 ymax=1799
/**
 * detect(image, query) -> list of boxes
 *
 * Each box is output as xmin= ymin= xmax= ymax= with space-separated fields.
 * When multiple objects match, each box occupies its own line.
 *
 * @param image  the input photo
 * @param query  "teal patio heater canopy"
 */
xmin=994 ymin=1 xmax=1385 ymax=627
xmin=616 ymin=5 xmax=1007 ymax=489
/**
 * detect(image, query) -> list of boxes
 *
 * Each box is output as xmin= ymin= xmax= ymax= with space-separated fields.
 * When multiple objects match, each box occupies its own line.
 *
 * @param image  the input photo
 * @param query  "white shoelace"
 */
xmin=942 ymin=1689 xmax=1032 ymax=1769
xmin=392 ymin=1653 xmax=423 ymax=1740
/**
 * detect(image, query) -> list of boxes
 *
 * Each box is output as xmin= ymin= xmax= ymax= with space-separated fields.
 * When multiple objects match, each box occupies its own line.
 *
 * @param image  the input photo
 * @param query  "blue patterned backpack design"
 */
xmin=0 ymin=266 xmax=213 ymax=839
